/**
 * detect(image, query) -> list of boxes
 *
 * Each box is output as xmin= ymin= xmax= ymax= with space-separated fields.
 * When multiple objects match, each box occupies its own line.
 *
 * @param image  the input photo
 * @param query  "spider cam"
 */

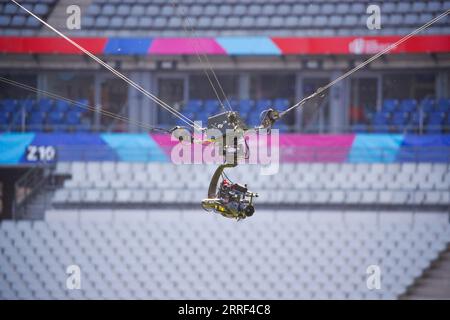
xmin=201 ymin=111 xmax=258 ymax=220
xmin=172 ymin=109 xmax=278 ymax=220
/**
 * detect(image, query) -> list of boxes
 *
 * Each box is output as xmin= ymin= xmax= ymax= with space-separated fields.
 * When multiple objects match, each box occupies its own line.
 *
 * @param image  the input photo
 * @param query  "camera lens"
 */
xmin=244 ymin=205 xmax=255 ymax=217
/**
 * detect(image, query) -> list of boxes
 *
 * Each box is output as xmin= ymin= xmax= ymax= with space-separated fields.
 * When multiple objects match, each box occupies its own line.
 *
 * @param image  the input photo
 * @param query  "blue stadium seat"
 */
xmin=47 ymin=111 xmax=64 ymax=125
xmin=382 ymin=99 xmax=398 ymax=112
xmin=11 ymin=16 xmax=26 ymax=27
xmin=238 ymin=100 xmax=254 ymax=114
xmin=437 ymin=98 xmax=450 ymax=113
xmin=25 ymin=16 xmax=40 ymax=28
xmin=409 ymin=112 xmax=425 ymax=126
xmin=102 ymin=4 xmax=115 ymax=16
xmin=87 ymin=4 xmax=101 ymax=16
xmin=66 ymin=111 xmax=81 ymax=125
xmin=204 ymin=100 xmax=219 ymax=114
xmin=34 ymin=4 xmax=49 ymax=16
xmin=55 ymin=100 xmax=70 ymax=113
xmin=28 ymin=112 xmax=45 ymax=131
xmin=184 ymin=100 xmax=203 ymax=112
xmin=225 ymin=99 xmax=238 ymax=110
xmin=0 ymin=112 xmax=10 ymax=127
xmin=256 ymin=99 xmax=272 ymax=112
xmin=4 ymin=3 xmax=17 ymax=15
xmin=428 ymin=112 xmax=445 ymax=125
xmin=420 ymin=98 xmax=435 ymax=113
xmin=76 ymin=99 xmax=89 ymax=109
xmin=106 ymin=16 xmax=121 ymax=28
xmin=412 ymin=2 xmax=427 ymax=12
xmin=427 ymin=1 xmax=442 ymax=12
xmin=38 ymin=99 xmax=53 ymax=112
xmin=391 ymin=112 xmax=409 ymax=126
xmin=1 ymin=99 xmax=17 ymax=113
xmin=0 ymin=15 xmax=10 ymax=27
xmin=372 ymin=112 xmax=390 ymax=123
xmin=117 ymin=4 xmax=131 ymax=16
xmin=124 ymin=16 xmax=138 ymax=28
xmin=371 ymin=112 xmax=390 ymax=132
xmin=20 ymin=99 xmax=35 ymax=112
xmin=274 ymin=99 xmax=289 ymax=111
xmin=399 ymin=99 xmax=417 ymax=113
xmin=11 ymin=112 xmax=25 ymax=128
xmin=247 ymin=111 xmax=261 ymax=126
xmin=95 ymin=17 xmax=109 ymax=28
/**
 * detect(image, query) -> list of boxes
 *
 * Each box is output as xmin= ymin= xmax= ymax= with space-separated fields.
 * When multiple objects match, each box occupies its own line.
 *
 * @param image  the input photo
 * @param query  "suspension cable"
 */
xmin=170 ymin=1 xmax=233 ymax=112
xmin=11 ymin=0 xmax=202 ymax=130
xmin=0 ymin=76 xmax=171 ymax=133
xmin=281 ymin=9 xmax=450 ymax=118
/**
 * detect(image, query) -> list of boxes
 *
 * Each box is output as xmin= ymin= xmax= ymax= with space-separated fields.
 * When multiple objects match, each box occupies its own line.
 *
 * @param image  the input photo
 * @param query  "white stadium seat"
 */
xmin=0 ymin=210 xmax=450 ymax=299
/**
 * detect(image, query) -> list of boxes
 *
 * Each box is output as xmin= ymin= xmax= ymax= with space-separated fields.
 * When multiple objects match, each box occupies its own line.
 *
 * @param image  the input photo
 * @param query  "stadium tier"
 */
xmin=0 ymin=0 xmax=56 ymax=34
xmin=80 ymin=0 xmax=449 ymax=36
xmin=1 ymin=0 xmax=449 ymax=36
xmin=51 ymin=162 xmax=450 ymax=207
xmin=0 ymin=98 xmax=90 ymax=132
xmin=1 ymin=97 xmax=450 ymax=133
xmin=1 ymin=1 xmax=449 ymax=134
xmin=1 ymin=211 xmax=449 ymax=299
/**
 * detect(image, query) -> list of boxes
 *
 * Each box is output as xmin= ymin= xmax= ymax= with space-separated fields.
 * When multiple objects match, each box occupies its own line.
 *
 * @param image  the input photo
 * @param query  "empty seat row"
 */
xmin=1 ymin=212 xmax=449 ymax=299
xmin=85 ymin=2 xmax=448 ymax=18
xmin=57 ymin=162 xmax=450 ymax=192
xmin=52 ymin=188 xmax=450 ymax=206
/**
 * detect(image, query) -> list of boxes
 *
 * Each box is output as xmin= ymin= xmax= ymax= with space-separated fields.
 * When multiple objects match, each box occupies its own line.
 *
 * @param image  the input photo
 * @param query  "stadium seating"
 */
xmin=356 ymin=98 xmax=450 ymax=133
xmin=51 ymin=162 xmax=450 ymax=207
xmin=178 ymin=99 xmax=290 ymax=132
xmin=74 ymin=0 xmax=450 ymax=36
xmin=2 ymin=97 xmax=448 ymax=133
xmin=0 ymin=0 xmax=56 ymax=34
xmin=0 ymin=98 xmax=88 ymax=132
xmin=1 ymin=210 xmax=449 ymax=299
xmin=1 ymin=0 xmax=449 ymax=36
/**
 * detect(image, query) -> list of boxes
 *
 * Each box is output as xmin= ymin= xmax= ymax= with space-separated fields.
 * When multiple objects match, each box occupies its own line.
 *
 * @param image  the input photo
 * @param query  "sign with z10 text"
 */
xmin=25 ymin=145 xmax=57 ymax=163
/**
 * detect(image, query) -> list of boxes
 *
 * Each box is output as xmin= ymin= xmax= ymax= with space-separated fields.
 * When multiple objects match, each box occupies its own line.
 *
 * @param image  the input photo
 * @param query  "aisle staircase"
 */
xmin=401 ymin=244 xmax=450 ymax=300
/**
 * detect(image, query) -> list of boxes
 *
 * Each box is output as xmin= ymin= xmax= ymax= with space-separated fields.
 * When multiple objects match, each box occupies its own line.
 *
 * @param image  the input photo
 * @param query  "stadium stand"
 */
xmin=78 ymin=0 xmax=450 ymax=37
xmin=1 ymin=0 xmax=449 ymax=36
xmin=0 ymin=0 xmax=56 ymax=35
xmin=358 ymin=98 xmax=450 ymax=134
xmin=1 ymin=210 xmax=449 ymax=299
xmin=0 ymin=98 xmax=90 ymax=132
xmin=50 ymin=162 xmax=450 ymax=207
xmin=1 ymin=97 xmax=449 ymax=133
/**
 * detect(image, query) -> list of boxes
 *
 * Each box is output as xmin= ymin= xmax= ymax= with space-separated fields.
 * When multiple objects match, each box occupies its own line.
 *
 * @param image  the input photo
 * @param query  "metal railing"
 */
xmin=13 ymin=164 xmax=55 ymax=219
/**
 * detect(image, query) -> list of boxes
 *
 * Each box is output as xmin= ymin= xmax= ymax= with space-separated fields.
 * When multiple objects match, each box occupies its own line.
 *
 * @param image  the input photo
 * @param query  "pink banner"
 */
xmin=149 ymin=38 xmax=226 ymax=55
xmin=152 ymin=133 xmax=356 ymax=163
xmin=280 ymin=134 xmax=356 ymax=163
